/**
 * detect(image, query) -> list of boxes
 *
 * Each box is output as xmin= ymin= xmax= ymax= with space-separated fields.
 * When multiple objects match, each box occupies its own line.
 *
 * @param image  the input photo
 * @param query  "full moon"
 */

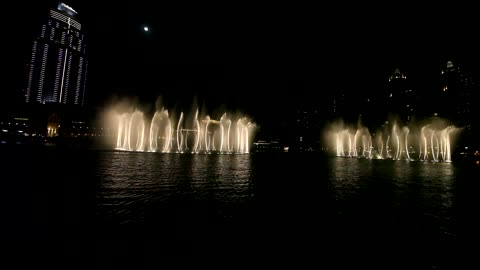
xmin=143 ymin=26 xmax=149 ymax=32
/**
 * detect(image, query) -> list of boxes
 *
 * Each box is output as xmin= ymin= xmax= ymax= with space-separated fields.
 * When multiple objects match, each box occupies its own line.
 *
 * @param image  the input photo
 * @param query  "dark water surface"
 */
xmin=1 ymin=144 xmax=478 ymax=268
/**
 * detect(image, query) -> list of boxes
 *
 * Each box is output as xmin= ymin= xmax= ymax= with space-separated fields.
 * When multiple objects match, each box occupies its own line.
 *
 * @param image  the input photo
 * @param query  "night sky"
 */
xmin=3 ymin=1 xmax=480 ymax=123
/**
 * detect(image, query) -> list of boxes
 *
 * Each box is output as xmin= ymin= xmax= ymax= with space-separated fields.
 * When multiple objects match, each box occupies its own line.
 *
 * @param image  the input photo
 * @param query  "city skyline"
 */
xmin=3 ymin=1 xmax=480 ymax=120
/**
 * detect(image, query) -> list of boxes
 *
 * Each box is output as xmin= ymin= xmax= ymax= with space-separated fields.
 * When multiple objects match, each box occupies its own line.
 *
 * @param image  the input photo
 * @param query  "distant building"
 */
xmin=440 ymin=60 xmax=475 ymax=133
xmin=25 ymin=2 xmax=88 ymax=107
xmin=329 ymin=90 xmax=346 ymax=120
xmin=0 ymin=103 xmax=113 ymax=145
xmin=252 ymin=140 xmax=283 ymax=152
xmin=289 ymin=107 xmax=323 ymax=151
xmin=385 ymin=68 xmax=415 ymax=125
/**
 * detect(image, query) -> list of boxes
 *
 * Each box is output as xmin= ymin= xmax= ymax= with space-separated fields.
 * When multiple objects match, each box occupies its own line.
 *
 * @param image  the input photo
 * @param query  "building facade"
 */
xmin=385 ymin=68 xmax=415 ymax=125
xmin=440 ymin=60 xmax=474 ymax=132
xmin=25 ymin=2 xmax=87 ymax=107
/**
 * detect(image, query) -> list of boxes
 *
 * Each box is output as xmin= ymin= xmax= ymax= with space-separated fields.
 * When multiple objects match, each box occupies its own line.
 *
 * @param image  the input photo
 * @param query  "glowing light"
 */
xmin=326 ymin=119 xmax=459 ymax=162
xmin=58 ymin=3 xmax=77 ymax=15
xmin=143 ymin=26 xmax=149 ymax=32
xmin=109 ymin=101 xmax=255 ymax=154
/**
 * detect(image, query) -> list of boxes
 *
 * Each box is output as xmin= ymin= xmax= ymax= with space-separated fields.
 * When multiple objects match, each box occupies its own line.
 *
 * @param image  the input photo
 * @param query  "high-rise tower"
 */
xmin=386 ymin=68 xmax=415 ymax=125
xmin=440 ymin=60 xmax=475 ymax=134
xmin=25 ymin=2 xmax=87 ymax=107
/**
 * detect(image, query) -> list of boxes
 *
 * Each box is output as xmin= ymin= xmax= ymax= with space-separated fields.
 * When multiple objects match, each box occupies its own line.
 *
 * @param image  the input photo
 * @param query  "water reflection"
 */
xmin=327 ymin=157 xmax=459 ymax=268
xmin=96 ymin=151 xmax=253 ymax=224
xmin=2 ymin=144 xmax=477 ymax=268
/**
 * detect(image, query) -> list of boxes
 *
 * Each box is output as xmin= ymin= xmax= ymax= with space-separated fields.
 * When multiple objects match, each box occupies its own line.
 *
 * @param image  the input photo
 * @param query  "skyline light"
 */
xmin=24 ymin=2 xmax=88 ymax=107
xmin=0 ymin=2 xmax=478 ymax=147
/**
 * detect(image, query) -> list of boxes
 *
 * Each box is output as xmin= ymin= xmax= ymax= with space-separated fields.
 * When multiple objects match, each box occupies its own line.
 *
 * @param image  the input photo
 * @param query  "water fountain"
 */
xmin=102 ymin=99 xmax=256 ymax=154
xmin=325 ymin=119 xmax=461 ymax=162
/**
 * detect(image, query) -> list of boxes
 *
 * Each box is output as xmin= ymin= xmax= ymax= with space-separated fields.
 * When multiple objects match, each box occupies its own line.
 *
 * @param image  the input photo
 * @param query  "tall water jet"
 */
xmin=148 ymin=109 xmax=172 ymax=153
xmin=326 ymin=119 xmax=460 ymax=162
xmin=105 ymin=100 xmax=256 ymax=154
xmin=116 ymin=110 xmax=145 ymax=151
xmin=176 ymin=112 xmax=184 ymax=153
xmin=193 ymin=109 xmax=201 ymax=153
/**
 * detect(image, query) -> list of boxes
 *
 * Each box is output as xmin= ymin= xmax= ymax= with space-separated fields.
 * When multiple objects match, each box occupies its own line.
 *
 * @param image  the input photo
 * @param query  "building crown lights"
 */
xmin=57 ymin=2 xmax=77 ymax=16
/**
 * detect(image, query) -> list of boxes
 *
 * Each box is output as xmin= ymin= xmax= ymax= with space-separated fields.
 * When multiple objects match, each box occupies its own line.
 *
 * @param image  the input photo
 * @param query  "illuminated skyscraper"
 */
xmin=25 ymin=2 xmax=87 ymax=106
xmin=386 ymin=68 xmax=415 ymax=124
xmin=440 ymin=60 xmax=474 ymax=133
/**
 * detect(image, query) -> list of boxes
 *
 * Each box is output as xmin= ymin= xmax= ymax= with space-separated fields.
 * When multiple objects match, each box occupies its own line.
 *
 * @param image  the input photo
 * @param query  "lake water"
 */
xmin=1 ymin=144 xmax=478 ymax=268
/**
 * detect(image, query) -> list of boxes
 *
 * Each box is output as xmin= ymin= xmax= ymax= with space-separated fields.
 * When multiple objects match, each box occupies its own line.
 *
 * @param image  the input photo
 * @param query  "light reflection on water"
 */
xmin=96 ymin=151 xmax=254 ymax=224
xmin=96 ymin=152 xmax=460 ymax=224
xmin=96 ymin=152 xmax=463 ymax=254
xmin=2 ymin=145 xmax=478 ymax=267
xmin=328 ymin=157 xmax=458 ymax=236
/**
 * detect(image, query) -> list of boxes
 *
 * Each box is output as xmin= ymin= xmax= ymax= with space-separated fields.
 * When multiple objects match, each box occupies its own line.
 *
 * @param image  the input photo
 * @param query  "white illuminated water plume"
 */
xmin=325 ymin=119 xmax=460 ymax=162
xmin=104 ymin=100 xmax=256 ymax=154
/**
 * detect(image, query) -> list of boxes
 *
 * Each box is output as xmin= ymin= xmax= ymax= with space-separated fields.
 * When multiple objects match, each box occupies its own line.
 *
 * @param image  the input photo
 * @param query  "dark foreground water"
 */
xmin=1 ymin=144 xmax=479 ymax=268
